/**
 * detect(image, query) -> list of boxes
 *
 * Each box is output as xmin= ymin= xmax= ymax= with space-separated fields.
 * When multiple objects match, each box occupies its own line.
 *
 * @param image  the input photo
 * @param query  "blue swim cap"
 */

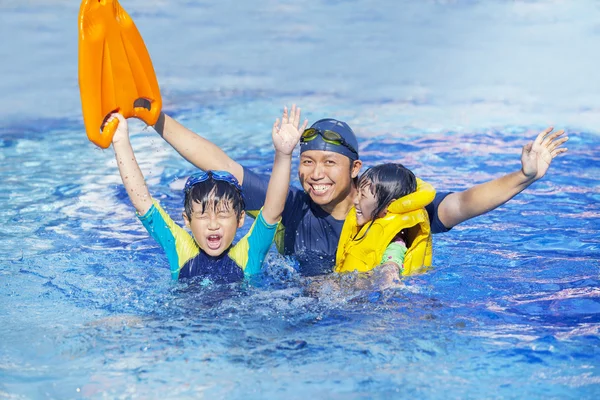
xmin=300 ymin=118 xmax=359 ymax=161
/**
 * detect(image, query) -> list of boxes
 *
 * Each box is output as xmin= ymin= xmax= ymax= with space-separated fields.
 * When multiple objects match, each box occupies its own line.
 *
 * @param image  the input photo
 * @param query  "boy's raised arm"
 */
xmin=437 ymin=127 xmax=569 ymax=229
xmin=262 ymin=105 xmax=307 ymax=225
xmin=110 ymin=113 xmax=153 ymax=216
xmin=153 ymin=112 xmax=244 ymax=183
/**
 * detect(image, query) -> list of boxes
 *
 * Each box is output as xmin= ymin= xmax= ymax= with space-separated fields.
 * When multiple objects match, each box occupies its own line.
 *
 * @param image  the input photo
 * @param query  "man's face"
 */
xmin=298 ymin=150 xmax=361 ymax=210
xmin=183 ymin=199 xmax=245 ymax=257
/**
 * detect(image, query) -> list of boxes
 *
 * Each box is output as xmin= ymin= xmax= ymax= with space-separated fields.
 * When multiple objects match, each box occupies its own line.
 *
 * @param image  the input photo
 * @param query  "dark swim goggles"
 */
xmin=300 ymin=128 xmax=358 ymax=156
xmin=184 ymin=170 xmax=243 ymax=193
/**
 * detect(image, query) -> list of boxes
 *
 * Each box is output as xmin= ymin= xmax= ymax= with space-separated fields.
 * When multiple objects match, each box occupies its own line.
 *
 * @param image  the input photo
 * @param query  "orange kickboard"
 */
xmin=78 ymin=0 xmax=162 ymax=148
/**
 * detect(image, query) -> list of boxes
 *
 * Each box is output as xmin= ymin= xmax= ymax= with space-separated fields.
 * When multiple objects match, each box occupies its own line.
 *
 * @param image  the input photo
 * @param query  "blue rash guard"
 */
xmin=241 ymin=166 xmax=451 ymax=276
xmin=138 ymin=199 xmax=278 ymax=283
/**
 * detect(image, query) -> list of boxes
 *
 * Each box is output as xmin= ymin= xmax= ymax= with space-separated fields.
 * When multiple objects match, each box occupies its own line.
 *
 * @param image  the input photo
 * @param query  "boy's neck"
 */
xmin=201 ymin=247 xmax=231 ymax=260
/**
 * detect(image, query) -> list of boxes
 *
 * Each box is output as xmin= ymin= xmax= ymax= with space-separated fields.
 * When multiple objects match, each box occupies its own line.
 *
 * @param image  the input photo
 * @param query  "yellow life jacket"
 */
xmin=335 ymin=178 xmax=435 ymax=276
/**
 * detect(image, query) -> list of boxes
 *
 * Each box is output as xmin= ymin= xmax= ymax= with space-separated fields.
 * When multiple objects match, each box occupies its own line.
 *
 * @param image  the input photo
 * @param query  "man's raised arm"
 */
xmin=153 ymin=112 xmax=244 ymax=183
xmin=437 ymin=127 xmax=569 ymax=229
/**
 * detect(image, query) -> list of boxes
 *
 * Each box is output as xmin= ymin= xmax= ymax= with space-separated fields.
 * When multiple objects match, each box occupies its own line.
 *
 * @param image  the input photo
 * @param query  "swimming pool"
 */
xmin=1 ymin=0 xmax=599 ymax=398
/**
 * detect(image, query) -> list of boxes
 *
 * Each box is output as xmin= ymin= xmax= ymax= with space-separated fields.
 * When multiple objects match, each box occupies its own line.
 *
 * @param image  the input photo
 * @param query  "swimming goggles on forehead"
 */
xmin=184 ymin=170 xmax=243 ymax=193
xmin=300 ymin=128 xmax=358 ymax=156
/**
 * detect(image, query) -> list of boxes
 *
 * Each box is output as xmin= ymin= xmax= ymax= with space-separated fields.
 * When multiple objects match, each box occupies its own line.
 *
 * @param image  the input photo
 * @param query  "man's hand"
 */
xmin=521 ymin=127 xmax=568 ymax=181
xmin=437 ymin=126 xmax=569 ymax=229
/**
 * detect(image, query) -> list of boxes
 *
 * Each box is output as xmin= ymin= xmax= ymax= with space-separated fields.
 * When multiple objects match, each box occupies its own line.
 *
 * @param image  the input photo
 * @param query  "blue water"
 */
xmin=1 ymin=0 xmax=600 ymax=398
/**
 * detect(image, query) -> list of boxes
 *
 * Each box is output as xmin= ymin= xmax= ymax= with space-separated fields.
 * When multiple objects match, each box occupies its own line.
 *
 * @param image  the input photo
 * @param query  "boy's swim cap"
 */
xmin=300 ymin=118 xmax=360 ymax=161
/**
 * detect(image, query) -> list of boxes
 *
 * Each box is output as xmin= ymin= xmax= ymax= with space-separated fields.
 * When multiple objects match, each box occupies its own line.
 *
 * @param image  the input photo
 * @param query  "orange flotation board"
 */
xmin=78 ymin=0 xmax=162 ymax=149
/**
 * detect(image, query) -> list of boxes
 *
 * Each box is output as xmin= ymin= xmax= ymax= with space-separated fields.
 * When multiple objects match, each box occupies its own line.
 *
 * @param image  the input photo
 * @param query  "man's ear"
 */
xmin=237 ymin=211 xmax=246 ymax=228
xmin=183 ymin=212 xmax=191 ymax=228
xmin=351 ymin=159 xmax=362 ymax=179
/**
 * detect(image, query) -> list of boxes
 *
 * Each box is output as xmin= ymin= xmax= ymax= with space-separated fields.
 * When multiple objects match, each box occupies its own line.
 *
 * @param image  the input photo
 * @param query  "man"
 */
xmin=151 ymin=105 xmax=568 ymax=275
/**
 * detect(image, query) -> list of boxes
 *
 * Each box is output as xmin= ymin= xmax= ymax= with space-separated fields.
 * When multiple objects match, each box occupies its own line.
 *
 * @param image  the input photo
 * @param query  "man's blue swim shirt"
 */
xmin=241 ymin=167 xmax=451 ymax=276
xmin=138 ymin=200 xmax=278 ymax=282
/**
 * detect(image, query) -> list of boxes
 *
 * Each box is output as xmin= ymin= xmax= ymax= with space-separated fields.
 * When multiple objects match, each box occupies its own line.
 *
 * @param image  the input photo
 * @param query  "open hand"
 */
xmin=521 ymin=127 xmax=568 ymax=181
xmin=272 ymin=104 xmax=308 ymax=156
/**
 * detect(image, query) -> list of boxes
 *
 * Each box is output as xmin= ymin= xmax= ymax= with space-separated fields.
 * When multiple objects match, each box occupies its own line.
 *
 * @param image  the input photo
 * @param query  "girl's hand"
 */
xmin=272 ymin=104 xmax=308 ymax=156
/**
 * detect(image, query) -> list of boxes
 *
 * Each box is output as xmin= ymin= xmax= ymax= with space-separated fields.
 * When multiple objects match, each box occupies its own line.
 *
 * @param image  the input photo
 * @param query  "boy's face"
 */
xmin=298 ymin=150 xmax=361 ymax=211
xmin=183 ymin=199 xmax=245 ymax=257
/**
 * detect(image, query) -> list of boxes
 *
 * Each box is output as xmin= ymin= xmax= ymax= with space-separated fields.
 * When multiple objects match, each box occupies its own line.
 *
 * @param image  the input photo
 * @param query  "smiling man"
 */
xmin=238 ymin=116 xmax=451 ymax=276
xmin=151 ymin=105 xmax=568 ymax=275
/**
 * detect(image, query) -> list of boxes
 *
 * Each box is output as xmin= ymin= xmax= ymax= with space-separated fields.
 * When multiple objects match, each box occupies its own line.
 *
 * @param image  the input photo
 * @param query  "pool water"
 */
xmin=1 ymin=1 xmax=599 ymax=398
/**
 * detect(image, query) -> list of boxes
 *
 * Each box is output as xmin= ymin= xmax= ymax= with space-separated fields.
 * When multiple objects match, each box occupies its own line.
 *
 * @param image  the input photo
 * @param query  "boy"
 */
xmin=109 ymin=107 xmax=305 ymax=282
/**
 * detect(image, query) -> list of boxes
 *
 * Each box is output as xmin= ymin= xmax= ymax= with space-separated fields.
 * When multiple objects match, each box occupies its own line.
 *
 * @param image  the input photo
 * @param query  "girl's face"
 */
xmin=354 ymin=182 xmax=381 ymax=227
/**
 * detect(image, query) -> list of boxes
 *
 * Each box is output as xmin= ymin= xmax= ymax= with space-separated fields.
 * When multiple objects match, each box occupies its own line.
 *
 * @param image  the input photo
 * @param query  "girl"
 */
xmin=335 ymin=163 xmax=436 ymax=277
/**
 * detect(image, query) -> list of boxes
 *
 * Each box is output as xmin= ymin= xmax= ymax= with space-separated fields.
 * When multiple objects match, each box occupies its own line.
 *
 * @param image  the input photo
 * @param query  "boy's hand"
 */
xmin=106 ymin=113 xmax=129 ymax=145
xmin=521 ymin=126 xmax=568 ymax=181
xmin=272 ymin=104 xmax=308 ymax=156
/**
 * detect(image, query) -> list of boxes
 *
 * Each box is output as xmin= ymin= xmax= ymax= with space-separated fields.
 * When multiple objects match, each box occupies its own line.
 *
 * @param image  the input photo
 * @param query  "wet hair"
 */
xmin=184 ymin=178 xmax=245 ymax=221
xmin=354 ymin=163 xmax=417 ymax=240
xmin=358 ymin=163 xmax=417 ymax=220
